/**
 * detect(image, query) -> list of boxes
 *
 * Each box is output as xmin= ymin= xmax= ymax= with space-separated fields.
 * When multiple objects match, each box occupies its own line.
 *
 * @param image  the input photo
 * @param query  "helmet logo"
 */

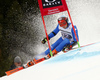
xmin=45 ymin=0 xmax=56 ymax=3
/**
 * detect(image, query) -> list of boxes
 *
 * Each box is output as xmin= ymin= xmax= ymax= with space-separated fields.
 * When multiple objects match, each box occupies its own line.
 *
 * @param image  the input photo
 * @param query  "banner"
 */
xmin=38 ymin=0 xmax=80 ymax=50
xmin=38 ymin=0 xmax=68 ymax=16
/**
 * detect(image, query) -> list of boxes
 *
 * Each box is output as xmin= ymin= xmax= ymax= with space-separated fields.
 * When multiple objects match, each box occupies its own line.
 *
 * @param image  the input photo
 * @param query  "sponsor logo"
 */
xmin=42 ymin=0 xmax=62 ymax=8
xmin=45 ymin=0 xmax=56 ymax=3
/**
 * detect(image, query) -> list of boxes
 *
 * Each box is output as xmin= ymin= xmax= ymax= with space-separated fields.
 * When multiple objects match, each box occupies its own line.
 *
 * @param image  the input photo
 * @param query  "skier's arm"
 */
xmin=42 ymin=24 xmax=59 ymax=44
xmin=70 ymin=25 xmax=79 ymax=47
xmin=48 ymin=24 xmax=59 ymax=38
xmin=72 ymin=26 xmax=79 ymax=42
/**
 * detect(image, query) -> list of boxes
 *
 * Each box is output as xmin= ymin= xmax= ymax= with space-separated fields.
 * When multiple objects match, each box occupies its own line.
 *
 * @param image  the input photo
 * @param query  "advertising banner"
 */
xmin=38 ymin=0 xmax=68 ymax=16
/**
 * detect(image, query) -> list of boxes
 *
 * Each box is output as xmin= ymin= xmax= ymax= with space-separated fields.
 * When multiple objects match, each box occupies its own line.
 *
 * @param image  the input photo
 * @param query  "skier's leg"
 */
xmin=35 ymin=37 xmax=63 ymax=59
xmin=47 ymin=38 xmax=70 ymax=58
xmin=44 ymin=37 xmax=63 ymax=55
xmin=55 ymin=38 xmax=70 ymax=52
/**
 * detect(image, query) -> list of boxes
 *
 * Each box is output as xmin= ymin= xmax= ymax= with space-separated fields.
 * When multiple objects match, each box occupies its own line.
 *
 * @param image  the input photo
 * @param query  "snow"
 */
xmin=1 ymin=42 xmax=100 ymax=80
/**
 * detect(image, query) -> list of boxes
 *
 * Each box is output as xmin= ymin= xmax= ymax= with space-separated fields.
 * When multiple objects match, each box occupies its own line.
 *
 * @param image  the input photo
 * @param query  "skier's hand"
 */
xmin=41 ymin=37 xmax=47 ymax=44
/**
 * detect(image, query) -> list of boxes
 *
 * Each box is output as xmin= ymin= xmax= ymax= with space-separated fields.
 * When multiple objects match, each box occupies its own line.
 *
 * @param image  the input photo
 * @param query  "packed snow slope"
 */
xmin=1 ymin=42 xmax=100 ymax=80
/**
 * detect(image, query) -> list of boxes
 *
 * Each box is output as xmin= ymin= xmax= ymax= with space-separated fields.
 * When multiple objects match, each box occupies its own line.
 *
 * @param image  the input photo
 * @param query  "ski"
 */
xmin=34 ymin=57 xmax=46 ymax=64
xmin=5 ymin=66 xmax=24 ymax=76
xmin=5 ymin=57 xmax=46 ymax=76
xmin=63 ymin=42 xmax=95 ymax=53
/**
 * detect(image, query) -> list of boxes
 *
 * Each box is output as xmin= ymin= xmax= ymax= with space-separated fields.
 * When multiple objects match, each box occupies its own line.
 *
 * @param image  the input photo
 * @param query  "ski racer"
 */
xmin=26 ymin=15 xmax=79 ymax=67
xmin=35 ymin=15 xmax=79 ymax=59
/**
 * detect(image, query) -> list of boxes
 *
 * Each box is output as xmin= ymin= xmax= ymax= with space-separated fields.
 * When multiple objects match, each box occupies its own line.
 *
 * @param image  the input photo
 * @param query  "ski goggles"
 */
xmin=58 ymin=20 xmax=67 ymax=27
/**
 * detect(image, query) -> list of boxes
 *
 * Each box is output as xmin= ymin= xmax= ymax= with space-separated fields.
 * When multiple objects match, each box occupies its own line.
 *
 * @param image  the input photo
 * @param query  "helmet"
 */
xmin=58 ymin=16 xmax=68 ymax=27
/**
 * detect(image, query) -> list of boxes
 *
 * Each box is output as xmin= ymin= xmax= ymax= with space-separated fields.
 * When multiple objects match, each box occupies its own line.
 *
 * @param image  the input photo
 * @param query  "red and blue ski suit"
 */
xmin=35 ymin=23 xmax=79 ymax=59
xmin=44 ymin=23 xmax=79 ymax=55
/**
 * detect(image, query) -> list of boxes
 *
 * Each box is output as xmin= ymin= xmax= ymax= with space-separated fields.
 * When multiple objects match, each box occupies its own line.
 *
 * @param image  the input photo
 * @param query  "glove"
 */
xmin=41 ymin=37 xmax=47 ymax=44
xmin=41 ymin=36 xmax=50 ymax=44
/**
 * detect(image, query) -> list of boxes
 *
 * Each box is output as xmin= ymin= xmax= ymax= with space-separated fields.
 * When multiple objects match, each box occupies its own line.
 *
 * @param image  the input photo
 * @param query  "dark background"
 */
xmin=0 ymin=0 xmax=39 ymax=77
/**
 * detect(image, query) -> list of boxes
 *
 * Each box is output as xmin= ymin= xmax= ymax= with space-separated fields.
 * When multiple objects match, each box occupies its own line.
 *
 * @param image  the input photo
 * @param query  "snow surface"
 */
xmin=1 ymin=42 xmax=100 ymax=80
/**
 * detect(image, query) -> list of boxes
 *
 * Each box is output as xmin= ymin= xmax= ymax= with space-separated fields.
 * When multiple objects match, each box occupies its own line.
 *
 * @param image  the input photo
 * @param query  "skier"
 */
xmin=35 ymin=15 xmax=79 ymax=59
xmin=26 ymin=15 xmax=79 ymax=66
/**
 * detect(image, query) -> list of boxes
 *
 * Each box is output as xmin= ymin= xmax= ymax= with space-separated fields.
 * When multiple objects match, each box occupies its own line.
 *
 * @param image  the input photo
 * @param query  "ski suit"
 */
xmin=35 ymin=23 xmax=79 ymax=59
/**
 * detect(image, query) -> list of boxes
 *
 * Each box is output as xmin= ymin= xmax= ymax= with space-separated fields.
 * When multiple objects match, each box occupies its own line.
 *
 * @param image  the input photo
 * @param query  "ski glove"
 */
xmin=41 ymin=36 xmax=50 ymax=44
